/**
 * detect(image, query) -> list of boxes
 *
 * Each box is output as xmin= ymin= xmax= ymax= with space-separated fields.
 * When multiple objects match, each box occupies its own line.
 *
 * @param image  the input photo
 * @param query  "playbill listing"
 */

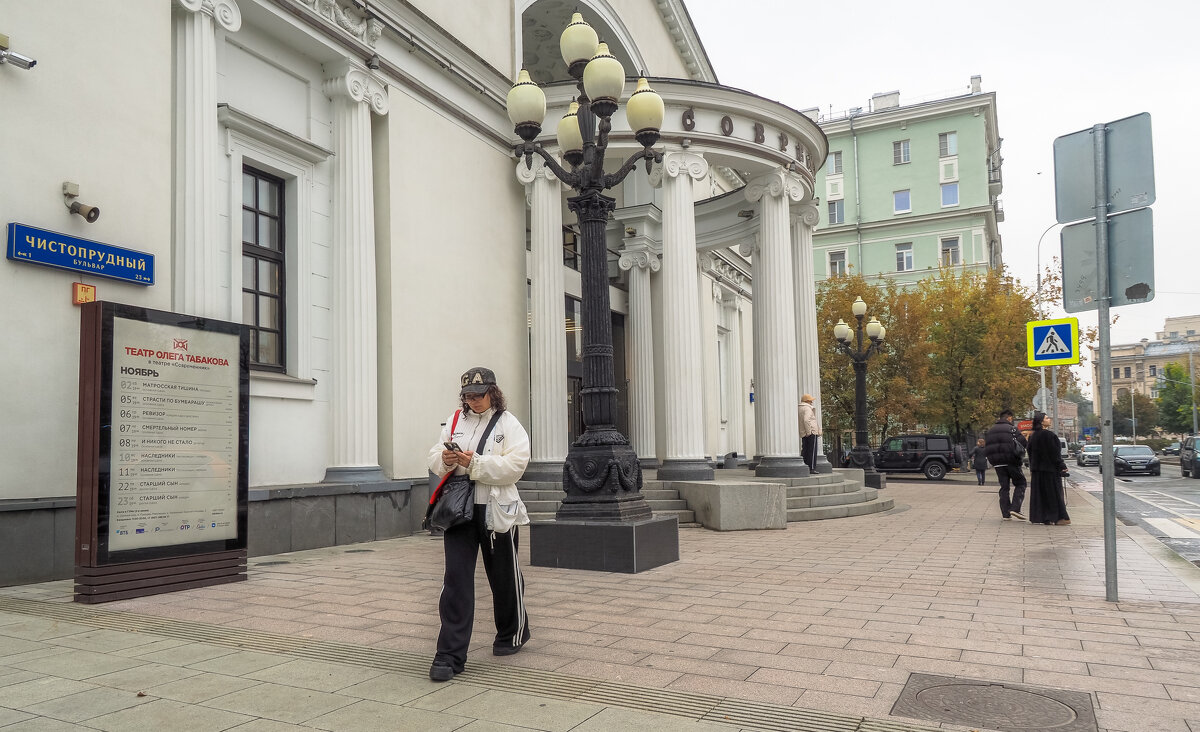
xmin=109 ymin=317 xmax=240 ymax=552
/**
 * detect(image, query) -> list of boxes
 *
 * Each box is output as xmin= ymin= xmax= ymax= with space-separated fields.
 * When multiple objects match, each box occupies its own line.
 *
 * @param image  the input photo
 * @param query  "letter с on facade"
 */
xmin=6 ymin=222 xmax=154 ymax=285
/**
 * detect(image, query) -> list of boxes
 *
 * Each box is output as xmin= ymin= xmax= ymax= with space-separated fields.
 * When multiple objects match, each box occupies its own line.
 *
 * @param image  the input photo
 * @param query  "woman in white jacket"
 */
xmin=426 ymin=366 xmax=531 ymax=682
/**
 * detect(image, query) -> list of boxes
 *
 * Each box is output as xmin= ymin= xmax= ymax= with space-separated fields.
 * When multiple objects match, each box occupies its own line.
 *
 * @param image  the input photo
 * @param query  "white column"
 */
xmin=792 ymin=202 xmax=831 ymax=472
xmin=739 ymin=237 xmax=763 ymax=462
xmin=649 ymin=150 xmax=712 ymax=481
xmin=723 ymin=292 xmax=745 ymax=457
xmin=173 ymin=0 xmax=240 ymax=318
xmin=517 ymin=157 xmax=569 ymax=481
xmin=618 ymin=245 xmax=660 ymax=467
xmin=745 ymin=168 xmax=807 ymax=477
xmin=322 ymin=61 xmax=389 ymax=483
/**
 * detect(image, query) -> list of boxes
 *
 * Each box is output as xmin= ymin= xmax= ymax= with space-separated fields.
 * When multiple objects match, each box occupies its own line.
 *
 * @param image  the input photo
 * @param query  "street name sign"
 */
xmin=1027 ymin=317 xmax=1080 ymax=367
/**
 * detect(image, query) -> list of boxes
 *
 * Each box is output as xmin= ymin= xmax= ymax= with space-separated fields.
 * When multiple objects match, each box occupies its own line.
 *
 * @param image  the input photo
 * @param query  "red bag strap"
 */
xmin=428 ymin=410 xmax=463 ymax=506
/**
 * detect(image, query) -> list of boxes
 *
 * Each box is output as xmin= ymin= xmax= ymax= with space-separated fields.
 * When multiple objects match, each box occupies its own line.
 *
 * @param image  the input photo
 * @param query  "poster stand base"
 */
xmin=74 ymin=549 xmax=246 ymax=604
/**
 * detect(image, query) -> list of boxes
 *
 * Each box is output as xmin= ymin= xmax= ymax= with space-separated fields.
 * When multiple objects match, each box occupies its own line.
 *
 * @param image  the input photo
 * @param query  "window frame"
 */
xmin=892 ymin=139 xmax=910 ymax=165
xmin=827 ymin=151 xmax=843 ymax=175
xmin=940 ymin=236 xmax=961 ymax=266
xmin=940 ymin=182 xmax=959 ymax=207
xmin=828 ymin=250 xmax=847 ymax=276
xmin=939 ymin=131 xmax=958 ymax=157
xmin=827 ymin=199 xmax=845 ymax=225
xmin=895 ymin=242 xmax=914 ymax=272
xmin=893 ymin=189 xmax=911 ymax=214
xmin=241 ymin=166 xmax=287 ymax=372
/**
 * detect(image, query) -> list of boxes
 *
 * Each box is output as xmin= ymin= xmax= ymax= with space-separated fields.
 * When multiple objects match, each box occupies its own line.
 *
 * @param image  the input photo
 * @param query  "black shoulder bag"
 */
xmin=423 ymin=409 xmax=504 ymax=532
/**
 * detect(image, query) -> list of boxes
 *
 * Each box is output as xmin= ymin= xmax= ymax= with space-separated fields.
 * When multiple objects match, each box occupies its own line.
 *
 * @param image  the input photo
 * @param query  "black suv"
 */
xmin=1182 ymin=437 xmax=1200 ymax=479
xmin=874 ymin=434 xmax=961 ymax=480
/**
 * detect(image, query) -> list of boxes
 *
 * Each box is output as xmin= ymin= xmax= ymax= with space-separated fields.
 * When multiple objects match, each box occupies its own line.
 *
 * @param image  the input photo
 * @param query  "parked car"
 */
xmin=1077 ymin=444 xmax=1102 ymax=466
xmin=1182 ymin=437 xmax=1200 ymax=479
xmin=1163 ymin=442 xmax=1182 ymax=456
xmin=1099 ymin=445 xmax=1160 ymax=476
xmin=873 ymin=434 xmax=961 ymax=480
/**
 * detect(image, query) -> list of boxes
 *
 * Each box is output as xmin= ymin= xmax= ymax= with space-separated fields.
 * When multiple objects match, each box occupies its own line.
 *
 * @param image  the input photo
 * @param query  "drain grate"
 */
xmin=892 ymin=673 xmax=1097 ymax=732
xmin=0 ymin=595 xmax=942 ymax=732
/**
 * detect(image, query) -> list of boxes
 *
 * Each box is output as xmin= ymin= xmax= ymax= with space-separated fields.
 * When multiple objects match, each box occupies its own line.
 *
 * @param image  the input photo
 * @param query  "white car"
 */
xmin=1077 ymin=444 xmax=1102 ymax=466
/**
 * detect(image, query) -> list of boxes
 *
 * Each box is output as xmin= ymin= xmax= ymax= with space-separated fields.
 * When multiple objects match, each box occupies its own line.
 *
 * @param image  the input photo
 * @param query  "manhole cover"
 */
xmin=893 ymin=673 xmax=1097 ymax=732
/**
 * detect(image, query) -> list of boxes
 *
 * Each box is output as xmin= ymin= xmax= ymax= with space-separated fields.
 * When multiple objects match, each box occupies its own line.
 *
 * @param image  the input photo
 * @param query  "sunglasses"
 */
xmin=463 ymin=392 xmax=489 ymax=401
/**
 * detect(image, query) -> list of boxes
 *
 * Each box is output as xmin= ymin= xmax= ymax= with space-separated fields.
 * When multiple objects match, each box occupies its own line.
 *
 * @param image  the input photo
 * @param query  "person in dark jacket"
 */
xmin=984 ymin=408 xmax=1028 ymax=521
xmin=969 ymin=438 xmax=988 ymax=485
xmin=1027 ymin=412 xmax=1071 ymax=525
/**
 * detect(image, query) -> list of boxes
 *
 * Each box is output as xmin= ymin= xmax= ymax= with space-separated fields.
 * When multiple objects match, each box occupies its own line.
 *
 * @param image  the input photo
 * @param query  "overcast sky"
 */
xmin=684 ymin=0 xmax=1197 ymax=388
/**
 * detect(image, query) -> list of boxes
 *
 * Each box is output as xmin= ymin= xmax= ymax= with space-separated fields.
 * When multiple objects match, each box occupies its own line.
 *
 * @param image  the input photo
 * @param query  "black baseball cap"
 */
xmin=459 ymin=366 xmax=496 ymax=396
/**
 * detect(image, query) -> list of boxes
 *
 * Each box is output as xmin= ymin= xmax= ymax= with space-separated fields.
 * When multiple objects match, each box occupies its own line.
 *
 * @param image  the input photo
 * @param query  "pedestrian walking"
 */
xmin=984 ymin=408 xmax=1028 ymax=521
xmin=426 ymin=367 xmax=531 ymax=682
xmin=1027 ymin=412 xmax=1071 ymax=526
xmin=969 ymin=438 xmax=988 ymax=486
xmin=798 ymin=393 xmax=821 ymax=472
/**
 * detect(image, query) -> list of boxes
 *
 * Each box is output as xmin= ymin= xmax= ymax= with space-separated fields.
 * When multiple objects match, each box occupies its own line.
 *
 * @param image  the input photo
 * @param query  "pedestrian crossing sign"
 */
xmin=1027 ymin=317 xmax=1080 ymax=367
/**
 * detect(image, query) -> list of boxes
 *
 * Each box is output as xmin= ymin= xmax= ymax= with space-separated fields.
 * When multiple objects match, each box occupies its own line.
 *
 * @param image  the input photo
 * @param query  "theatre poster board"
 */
xmin=76 ymin=302 xmax=249 ymax=602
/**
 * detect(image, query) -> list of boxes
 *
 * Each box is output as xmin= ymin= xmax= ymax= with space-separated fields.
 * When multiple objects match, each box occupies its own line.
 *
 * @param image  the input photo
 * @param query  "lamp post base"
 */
xmin=530 ymin=516 xmax=679 ymax=573
xmin=755 ymin=456 xmax=809 ymax=478
xmin=847 ymin=446 xmax=885 ymax=489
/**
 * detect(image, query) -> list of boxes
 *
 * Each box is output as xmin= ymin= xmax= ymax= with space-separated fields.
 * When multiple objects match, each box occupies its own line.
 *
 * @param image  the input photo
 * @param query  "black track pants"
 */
xmin=435 ymin=507 xmax=529 ymax=672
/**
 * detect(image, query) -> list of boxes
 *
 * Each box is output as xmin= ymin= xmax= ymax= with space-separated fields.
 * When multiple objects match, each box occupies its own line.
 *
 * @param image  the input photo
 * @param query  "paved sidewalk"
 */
xmin=3 ymin=479 xmax=1200 ymax=731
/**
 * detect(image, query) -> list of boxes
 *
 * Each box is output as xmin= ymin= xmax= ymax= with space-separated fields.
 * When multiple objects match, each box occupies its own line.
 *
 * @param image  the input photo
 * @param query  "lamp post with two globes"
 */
xmin=504 ymin=15 xmax=669 ymax=531
xmin=833 ymin=296 xmax=887 ymax=489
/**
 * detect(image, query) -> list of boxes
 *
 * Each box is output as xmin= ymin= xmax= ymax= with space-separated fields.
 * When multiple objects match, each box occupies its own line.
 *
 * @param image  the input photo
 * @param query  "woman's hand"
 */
xmin=441 ymin=449 xmax=458 ymax=467
xmin=454 ymin=450 xmax=474 ymax=468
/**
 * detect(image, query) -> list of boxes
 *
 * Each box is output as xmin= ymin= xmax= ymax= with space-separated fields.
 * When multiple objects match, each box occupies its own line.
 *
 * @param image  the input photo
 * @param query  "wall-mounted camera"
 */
xmin=0 ymin=33 xmax=37 ymax=70
xmin=63 ymin=182 xmax=100 ymax=224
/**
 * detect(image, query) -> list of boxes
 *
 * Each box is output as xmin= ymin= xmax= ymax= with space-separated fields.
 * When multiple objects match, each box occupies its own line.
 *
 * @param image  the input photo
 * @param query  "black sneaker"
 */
xmin=493 ymin=641 xmax=525 ymax=657
xmin=1010 ymin=511 xmax=1026 ymax=521
xmin=429 ymin=660 xmax=458 ymax=682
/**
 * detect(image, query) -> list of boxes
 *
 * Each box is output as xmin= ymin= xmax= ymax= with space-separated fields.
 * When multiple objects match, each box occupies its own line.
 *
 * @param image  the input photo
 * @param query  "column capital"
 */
xmin=649 ymin=150 xmax=708 ymax=187
xmin=619 ymin=247 xmax=661 ymax=273
xmin=744 ymin=167 xmax=806 ymax=204
xmin=738 ymin=234 xmax=759 ymax=258
xmin=324 ymin=60 xmax=389 ymax=116
xmin=791 ymin=202 xmax=821 ymax=227
xmin=176 ymin=0 xmax=242 ymax=31
xmin=515 ymin=155 xmax=560 ymax=185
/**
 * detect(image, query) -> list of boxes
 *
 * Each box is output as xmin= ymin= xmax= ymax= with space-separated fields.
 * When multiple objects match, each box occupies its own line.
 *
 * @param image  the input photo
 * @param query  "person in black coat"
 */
xmin=984 ymin=408 xmax=1028 ymax=520
xmin=968 ymin=438 xmax=988 ymax=486
xmin=1027 ymin=411 xmax=1071 ymax=525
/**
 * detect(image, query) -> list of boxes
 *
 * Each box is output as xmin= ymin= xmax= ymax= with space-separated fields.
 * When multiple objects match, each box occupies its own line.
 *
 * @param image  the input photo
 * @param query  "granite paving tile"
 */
xmin=84 ymin=697 xmax=255 ymax=732
xmin=201 ymin=681 xmax=356 ymax=724
xmin=442 ymin=689 xmax=603 ymax=732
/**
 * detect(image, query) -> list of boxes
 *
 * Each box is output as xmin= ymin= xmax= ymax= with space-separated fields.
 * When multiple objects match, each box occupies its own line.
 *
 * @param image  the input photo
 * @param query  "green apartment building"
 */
xmin=809 ymin=76 xmax=1003 ymax=283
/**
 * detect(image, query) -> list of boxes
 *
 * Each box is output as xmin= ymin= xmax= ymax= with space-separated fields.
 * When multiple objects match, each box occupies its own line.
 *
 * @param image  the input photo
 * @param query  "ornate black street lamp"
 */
xmin=833 ymin=296 xmax=886 ymax=490
xmin=505 ymin=14 xmax=665 ymax=524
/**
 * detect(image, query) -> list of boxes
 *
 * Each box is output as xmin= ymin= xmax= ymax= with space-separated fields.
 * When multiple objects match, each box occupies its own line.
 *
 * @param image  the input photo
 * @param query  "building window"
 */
xmin=1113 ymin=367 xmax=1120 ymax=378
xmin=1151 ymin=388 xmax=1159 ymax=399
xmin=827 ymin=151 xmax=842 ymax=175
xmin=1149 ymin=364 xmax=1157 ymax=376
xmin=829 ymin=250 xmax=846 ymax=276
xmin=941 ymin=237 xmax=961 ymax=266
xmin=893 ymin=190 xmax=911 ymax=214
xmin=1124 ymin=367 xmax=1131 ymax=378
xmin=827 ymin=199 xmax=845 ymax=224
xmin=939 ymin=131 xmax=957 ymax=157
xmin=562 ymin=226 xmax=580 ymax=271
xmin=242 ymin=166 xmax=285 ymax=370
xmin=893 ymin=139 xmax=910 ymax=165
xmin=941 ymin=182 xmax=959 ymax=207
xmin=896 ymin=242 xmax=913 ymax=271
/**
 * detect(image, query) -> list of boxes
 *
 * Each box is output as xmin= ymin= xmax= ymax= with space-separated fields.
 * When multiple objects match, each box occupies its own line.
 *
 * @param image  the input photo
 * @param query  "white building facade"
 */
xmin=0 ymin=0 xmax=828 ymax=585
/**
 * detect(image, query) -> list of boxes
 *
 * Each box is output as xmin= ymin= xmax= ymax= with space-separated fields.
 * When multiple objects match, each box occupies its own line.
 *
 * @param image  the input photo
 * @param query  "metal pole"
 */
xmin=1051 ymin=367 xmax=1059 ymax=439
xmin=1130 ymin=388 xmax=1136 ymax=445
xmin=1094 ymin=123 xmax=1118 ymax=602
xmin=1191 ymin=348 xmax=1198 ymax=435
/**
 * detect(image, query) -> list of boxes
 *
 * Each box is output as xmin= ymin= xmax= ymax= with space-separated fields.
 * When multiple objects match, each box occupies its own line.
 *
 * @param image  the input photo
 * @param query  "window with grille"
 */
xmin=1150 ymin=365 xmax=1157 ymax=376
xmin=893 ymin=189 xmax=911 ymax=214
xmin=241 ymin=167 xmax=285 ymax=370
xmin=893 ymin=139 xmax=910 ymax=165
xmin=827 ymin=151 xmax=842 ymax=175
xmin=939 ymin=131 xmax=957 ymax=157
xmin=827 ymin=199 xmax=845 ymax=224
xmin=896 ymin=242 xmax=913 ymax=271
xmin=941 ymin=237 xmax=960 ymax=265
xmin=1113 ymin=367 xmax=1120 ymax=378
xmin=1124 ymin=367 xmax=1131 ymax=378
xmin=562 ymin=226 xmax=580 ymax=271
xmin=829 ymin=250 xmax=846 ymax=276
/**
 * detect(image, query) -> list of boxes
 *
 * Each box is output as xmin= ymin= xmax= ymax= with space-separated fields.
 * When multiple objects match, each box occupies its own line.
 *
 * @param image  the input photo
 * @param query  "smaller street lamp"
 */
xmin=833 ymin=296 xmax=886 ymax=489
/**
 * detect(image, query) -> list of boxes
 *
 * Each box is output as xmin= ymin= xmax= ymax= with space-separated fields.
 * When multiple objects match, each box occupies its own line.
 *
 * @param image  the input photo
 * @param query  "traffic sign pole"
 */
xmin=1094 ymin=123 xmax=1118 ymax=602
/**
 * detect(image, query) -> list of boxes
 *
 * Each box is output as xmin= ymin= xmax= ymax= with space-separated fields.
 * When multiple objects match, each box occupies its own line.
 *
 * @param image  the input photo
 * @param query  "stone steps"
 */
xmin=517 ymin=481 xmax=697 ymax=527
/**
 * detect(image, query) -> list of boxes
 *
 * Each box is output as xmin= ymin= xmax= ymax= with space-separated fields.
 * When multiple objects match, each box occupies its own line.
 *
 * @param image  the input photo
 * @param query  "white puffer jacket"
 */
xmin=427 ymin=407 xmax=531 ymax=533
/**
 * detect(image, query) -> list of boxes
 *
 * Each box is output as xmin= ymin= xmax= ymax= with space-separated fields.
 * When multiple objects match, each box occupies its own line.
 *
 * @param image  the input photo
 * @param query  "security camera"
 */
xmin=0 ymin=34 xmax=37 ymax=70
xmin=69 ymin=201 xmax=101 ymax=223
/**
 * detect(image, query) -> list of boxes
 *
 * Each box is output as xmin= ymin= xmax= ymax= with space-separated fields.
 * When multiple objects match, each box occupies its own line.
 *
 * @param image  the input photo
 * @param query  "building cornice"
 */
xmin=812 ymin=203 xmax=999 ymax=238
xmin=654 ymin=0 xmax=718 ymax=82
xmin=821 ymin=92 xmax=1000 ymax=152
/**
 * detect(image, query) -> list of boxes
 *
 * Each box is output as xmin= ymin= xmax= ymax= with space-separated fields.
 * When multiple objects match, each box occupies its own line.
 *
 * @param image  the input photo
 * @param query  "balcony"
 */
xmin=988 ymin=164 xmax=1003 ymax=195
xmin=993 ymin=198 xmax=1005 ymax=222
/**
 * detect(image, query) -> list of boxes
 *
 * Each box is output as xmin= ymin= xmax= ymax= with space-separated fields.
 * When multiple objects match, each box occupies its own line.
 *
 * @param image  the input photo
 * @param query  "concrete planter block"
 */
xmin=672 ymin=481 xmax=787 ymax=531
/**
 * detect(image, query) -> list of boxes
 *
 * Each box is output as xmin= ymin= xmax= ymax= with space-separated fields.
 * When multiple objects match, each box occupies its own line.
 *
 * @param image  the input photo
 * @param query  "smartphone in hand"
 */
xmin=444 ymin=441 xmax=461 ymax=452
